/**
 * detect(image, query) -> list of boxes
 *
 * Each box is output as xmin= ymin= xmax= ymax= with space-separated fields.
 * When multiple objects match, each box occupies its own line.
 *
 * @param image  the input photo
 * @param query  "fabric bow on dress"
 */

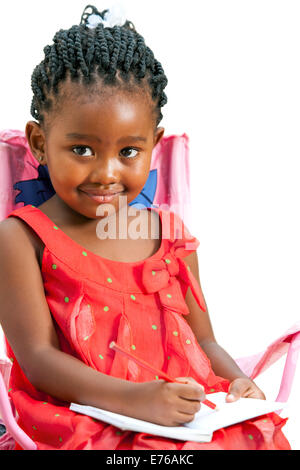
xmin=142 ymin=238 xmax=207 ymax=316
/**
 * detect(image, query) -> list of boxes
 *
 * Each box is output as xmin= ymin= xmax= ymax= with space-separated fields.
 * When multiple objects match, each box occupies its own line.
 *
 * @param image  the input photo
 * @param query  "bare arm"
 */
xmin=183 ymin=250 xmax=249 ymax=381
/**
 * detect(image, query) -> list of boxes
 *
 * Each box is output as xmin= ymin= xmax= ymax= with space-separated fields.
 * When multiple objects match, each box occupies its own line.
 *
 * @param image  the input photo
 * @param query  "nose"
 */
xmin=89 ymin=155 xmax=121 ymax=186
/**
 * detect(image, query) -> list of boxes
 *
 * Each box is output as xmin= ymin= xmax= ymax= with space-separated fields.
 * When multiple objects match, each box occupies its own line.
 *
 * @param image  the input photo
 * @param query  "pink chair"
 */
xmin=0 ymin=130 xmax=299 ymax=450
xmin=235 ymin=323 xmax=300 ymax=403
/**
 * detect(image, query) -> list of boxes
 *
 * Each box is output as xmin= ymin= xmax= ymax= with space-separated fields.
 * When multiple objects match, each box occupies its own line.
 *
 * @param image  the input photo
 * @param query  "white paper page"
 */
xmin=185 ymin=392 xmax=287 ymax=433
xmin=70 ymin=392 xmax=287 ymax=441
xmin=70 ymin=402 xmax=212 ymax=442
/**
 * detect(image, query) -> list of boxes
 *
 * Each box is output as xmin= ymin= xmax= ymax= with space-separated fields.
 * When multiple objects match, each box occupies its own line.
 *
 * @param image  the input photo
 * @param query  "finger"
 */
xmin=174 ymin=377 xmax=205 ymax=400
xmin=174 ymin=410 xmax=198 ymax=425
xmin=226 ymin=379 xmax=250 ymax=402
xmin=176 ymin=383 xmax=205 ymax=401
xmin=243 ymin=388 xmax=266 ymax=400
xmin=177 ymin=397 xmax=202 ymax=415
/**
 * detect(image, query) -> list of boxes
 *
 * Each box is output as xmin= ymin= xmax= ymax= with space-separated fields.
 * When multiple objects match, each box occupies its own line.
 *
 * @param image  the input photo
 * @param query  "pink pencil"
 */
xmin=109 ymin=341 xmax=218 ymax=411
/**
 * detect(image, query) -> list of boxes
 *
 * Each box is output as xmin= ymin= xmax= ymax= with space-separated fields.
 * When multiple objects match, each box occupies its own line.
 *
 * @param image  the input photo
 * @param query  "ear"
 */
xmin=153 ymin=127 xmax=165 ymax=147
xmin=25 ymin=121 xmax=47 ymax=165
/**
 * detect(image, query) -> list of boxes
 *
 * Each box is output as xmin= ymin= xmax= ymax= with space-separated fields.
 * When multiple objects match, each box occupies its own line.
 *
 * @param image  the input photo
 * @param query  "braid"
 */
xmin=30 ymin=4 xmax=168 ymax=127
xmin=123 ymin=29 xmax=136 ymax=73
xmin=96 ymin=26 xmax=111 ymax=71
xmin=74 ymin=29 xmax=89 ymax=79
xmin=85 ymin=30 xmax=96 ymax=69
xmin=109 ymin=27 xmax=121 ymax=73
xmin=67 ymin=27 xmax=79 ymax=79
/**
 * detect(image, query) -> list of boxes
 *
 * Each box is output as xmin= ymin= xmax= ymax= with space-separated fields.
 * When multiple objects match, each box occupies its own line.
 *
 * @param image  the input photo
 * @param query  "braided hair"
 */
xmin=30 ymin=5 xmax=168 ymax=132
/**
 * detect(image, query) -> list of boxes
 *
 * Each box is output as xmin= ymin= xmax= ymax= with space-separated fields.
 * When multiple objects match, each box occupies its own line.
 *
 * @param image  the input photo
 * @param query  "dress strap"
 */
xmin=6 ymin=204 xmax=63 ymax=255
xmin=6 ymin=204 xmax=100 ymax=279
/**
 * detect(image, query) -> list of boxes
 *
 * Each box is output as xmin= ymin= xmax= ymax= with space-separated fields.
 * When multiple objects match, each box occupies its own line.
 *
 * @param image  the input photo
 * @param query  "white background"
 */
xmin=0 ymin=0 xmax=299 ymax=448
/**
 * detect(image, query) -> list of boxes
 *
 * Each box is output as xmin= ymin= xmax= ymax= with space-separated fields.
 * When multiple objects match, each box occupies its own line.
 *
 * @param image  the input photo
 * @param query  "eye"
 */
xmin=72 ymin=146 xmax=93 ymax=157
xmin=120 ymin=147 xmax=139 ymax=159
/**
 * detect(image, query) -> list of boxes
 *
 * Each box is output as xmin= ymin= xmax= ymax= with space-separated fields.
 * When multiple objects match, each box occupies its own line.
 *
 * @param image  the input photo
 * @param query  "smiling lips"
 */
xmin=80 ymin=189 xmax=124 ymax=203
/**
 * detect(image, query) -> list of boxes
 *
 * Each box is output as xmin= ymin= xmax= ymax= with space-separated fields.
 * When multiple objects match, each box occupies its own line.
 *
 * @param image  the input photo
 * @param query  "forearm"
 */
xmin=200 ymin=341 xmax=249 ymax=382
xmin=23 ymin=346 xmax=135 ymax=415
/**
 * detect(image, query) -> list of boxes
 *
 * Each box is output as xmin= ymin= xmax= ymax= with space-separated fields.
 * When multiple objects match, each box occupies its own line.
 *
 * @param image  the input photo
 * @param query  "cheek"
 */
xmin=47 ymin=157 xmax=85 ymax=186
xmin=125 ymin=157 xmax=151 ymax=188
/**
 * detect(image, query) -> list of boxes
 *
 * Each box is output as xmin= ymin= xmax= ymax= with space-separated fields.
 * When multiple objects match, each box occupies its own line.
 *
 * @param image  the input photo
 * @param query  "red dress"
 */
xmin=6 ymin=205 xmax=290 ymax=450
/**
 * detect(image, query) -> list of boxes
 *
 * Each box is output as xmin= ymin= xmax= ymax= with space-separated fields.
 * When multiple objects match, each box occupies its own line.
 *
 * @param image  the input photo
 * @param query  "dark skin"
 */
xmin=0 ymin=80 xmax=265 ymax=428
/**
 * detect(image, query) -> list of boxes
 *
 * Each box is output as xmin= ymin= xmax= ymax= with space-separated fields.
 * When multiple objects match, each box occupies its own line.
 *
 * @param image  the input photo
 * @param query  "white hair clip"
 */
xmin=86 ymin=4 xmax=127 ymax=29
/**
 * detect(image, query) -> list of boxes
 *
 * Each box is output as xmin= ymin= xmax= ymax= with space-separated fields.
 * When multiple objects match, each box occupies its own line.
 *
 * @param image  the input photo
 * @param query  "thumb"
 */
xmin=226 ymin=379 xmax=247 ymax=402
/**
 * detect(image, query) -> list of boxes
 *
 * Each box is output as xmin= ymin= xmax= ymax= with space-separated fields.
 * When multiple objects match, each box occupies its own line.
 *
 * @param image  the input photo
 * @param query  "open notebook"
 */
xmin=70 ymin=392 xmax=287 ymax=443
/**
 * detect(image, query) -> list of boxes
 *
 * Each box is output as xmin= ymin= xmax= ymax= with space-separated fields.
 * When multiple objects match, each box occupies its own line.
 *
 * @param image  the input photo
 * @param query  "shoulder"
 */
xmin=0 ymin=216 xmax=42 ymax=266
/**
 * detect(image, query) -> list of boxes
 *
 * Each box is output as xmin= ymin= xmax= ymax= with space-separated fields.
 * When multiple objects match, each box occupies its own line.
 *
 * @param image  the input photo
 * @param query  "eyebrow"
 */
xmin=65 ymin=133 xmax=147 ymax=143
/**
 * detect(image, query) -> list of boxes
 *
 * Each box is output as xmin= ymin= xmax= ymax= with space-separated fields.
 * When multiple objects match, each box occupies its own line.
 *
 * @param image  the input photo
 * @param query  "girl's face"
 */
xmin=26 ymin=82 xmax=164 ymax=221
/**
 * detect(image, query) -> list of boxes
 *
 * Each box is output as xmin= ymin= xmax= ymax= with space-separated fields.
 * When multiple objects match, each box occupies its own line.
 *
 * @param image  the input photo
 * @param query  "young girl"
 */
xmin=0 ymin=5 xmax=290 ymax=450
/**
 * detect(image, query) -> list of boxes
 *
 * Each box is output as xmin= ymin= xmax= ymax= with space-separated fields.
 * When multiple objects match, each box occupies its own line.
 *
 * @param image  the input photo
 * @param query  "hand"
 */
xmin=226 ymin=377 xmax=266 ymax=402
xmin=129 ymin=377 xmax=206 ymax=427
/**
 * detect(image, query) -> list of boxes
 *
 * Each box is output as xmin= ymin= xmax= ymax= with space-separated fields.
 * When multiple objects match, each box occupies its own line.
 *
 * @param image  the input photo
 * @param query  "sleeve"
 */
xmin=167 ymin=210 xmax=206 ymax=312
xmin=168 ymin=210 xmax=200 ymax=257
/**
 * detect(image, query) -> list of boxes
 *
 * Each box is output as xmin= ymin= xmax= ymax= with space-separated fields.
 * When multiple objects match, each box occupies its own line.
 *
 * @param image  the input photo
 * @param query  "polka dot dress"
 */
xmin=5 ymin=205 xmax=290 ymax=450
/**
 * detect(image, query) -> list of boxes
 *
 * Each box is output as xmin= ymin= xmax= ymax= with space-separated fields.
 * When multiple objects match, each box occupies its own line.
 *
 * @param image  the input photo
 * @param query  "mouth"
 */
xmin=79 ymin=190 xmax=125 ymax=203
